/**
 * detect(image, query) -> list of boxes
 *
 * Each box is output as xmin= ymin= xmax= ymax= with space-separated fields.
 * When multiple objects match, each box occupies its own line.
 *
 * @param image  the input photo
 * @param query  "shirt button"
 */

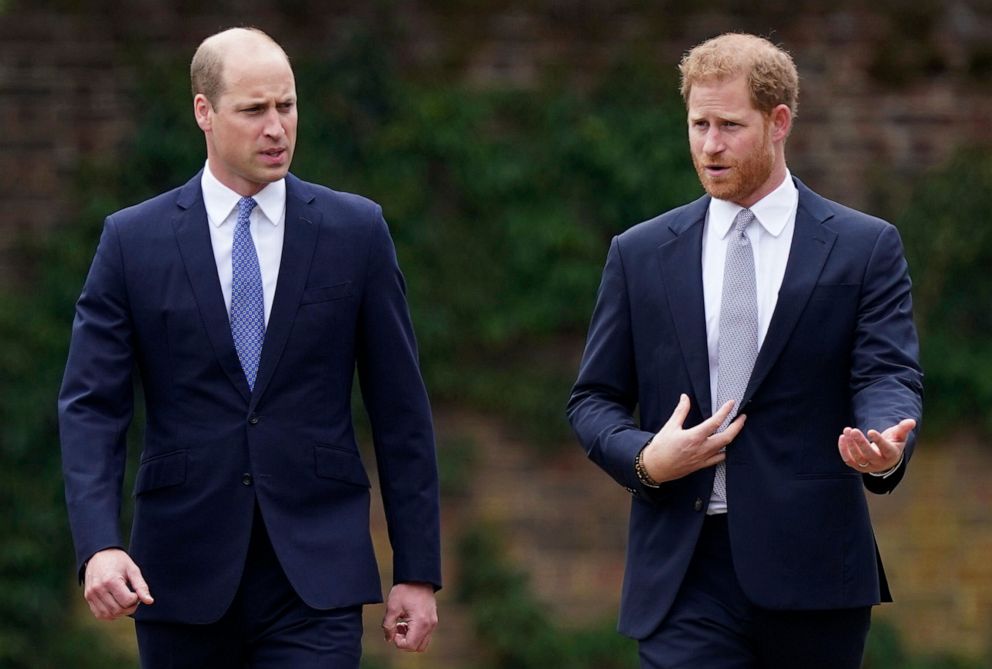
xmin=248 ymin=413 xmax=259 ymax=425
xmin=242 ymin=473 xmax=253 ymax=486
xmin=693 ymin=497 xmax=704 ymax=512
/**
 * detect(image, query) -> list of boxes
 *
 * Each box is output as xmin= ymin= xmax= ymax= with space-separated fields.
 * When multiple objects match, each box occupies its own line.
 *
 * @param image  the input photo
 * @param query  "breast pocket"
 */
xmin=301 ymin=282 xmax=352 ymax=306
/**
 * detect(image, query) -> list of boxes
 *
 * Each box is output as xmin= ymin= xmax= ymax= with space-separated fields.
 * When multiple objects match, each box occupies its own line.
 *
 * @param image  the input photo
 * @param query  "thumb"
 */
xmin=895 ymin=418 xmax=917 ymax=439
xmin=382 ymin=605 xmax=402 ymax=642
xmin=126 ymin=561 xmax=154 ymax=605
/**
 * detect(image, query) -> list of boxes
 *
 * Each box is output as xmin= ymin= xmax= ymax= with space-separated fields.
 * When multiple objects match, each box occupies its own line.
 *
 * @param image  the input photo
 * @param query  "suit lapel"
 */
xmin=172 ymin=172 xmax=251 ymax=401
xmin=658 ymin=197 xmax=712 ymax=417
xmin=249 ymin=175 xmax=320 ymax=408
xmin=742 ymin=179 xmax=837 ymax=405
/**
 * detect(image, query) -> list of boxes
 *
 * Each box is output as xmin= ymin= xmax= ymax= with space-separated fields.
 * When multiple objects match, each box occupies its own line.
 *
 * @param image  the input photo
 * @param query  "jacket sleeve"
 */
xmin=356 ymin=208 xmax=442 ymax=589
xmin=567 ymin=237 xmax=670 ymax=502
xmin=850 ymin=223 xmax=924 ymax=494
xmin=58 ymin=216 xmax=134 ymax=574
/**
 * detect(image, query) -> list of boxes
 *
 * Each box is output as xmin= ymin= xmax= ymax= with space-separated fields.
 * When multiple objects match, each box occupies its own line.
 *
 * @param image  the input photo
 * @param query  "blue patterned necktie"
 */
xmin=712 ymin=208 xmax=759 ymax=506
xmin=230 ymin=196 xmax=265 ymax=391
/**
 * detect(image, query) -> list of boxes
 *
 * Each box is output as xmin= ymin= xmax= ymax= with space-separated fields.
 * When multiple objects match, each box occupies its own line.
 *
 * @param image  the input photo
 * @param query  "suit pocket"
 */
xmin=133 ymin=450 xmax=187 ymax=496
xmin=301 ymin=282 xmax=352 ymax=305
xmin=314 ymin=444 xmax=371 ymax=488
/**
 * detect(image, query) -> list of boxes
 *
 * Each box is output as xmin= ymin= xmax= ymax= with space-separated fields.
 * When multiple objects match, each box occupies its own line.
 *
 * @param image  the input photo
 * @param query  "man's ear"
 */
xmin=770 ymin=103 xmax=792 ymax=141
xmin=193 ymin=94 xmax=212 ymax=132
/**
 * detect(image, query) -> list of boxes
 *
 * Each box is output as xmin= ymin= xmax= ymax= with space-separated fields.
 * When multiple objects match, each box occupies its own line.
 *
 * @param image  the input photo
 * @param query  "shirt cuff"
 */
xmin=868 ymin=453 xmax=904 ymax=478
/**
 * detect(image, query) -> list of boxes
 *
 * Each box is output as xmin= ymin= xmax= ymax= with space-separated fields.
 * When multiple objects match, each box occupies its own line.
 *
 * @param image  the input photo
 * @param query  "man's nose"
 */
xmin=262 ymin=109 xmax=285 ymax=138
xmin=702 ymin=128 xmax=724 ymax=155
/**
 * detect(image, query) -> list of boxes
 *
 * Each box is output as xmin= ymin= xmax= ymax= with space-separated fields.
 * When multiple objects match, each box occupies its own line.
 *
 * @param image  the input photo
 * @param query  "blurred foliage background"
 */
xmin=1 ymin=2 xmax=991 ymax=668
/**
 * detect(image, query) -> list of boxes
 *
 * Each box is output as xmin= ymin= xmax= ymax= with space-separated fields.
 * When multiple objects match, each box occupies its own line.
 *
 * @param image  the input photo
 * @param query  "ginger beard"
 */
xmin=692 ymin=115 xmax=775 ymax=204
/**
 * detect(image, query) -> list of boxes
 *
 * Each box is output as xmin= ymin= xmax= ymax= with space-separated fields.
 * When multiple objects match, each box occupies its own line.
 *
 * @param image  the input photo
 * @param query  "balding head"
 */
xmin=190 ymin=27 xmax=290 ymax=107
xmin=679 ymin=33 xmax=799 ymax=117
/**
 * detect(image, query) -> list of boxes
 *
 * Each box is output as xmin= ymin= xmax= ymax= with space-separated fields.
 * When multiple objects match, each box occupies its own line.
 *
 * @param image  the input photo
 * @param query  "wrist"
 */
xmin=635 ymin=443 xmax=661 ymax=488
xmin=868 ymin=453 xmax=904 ymax=478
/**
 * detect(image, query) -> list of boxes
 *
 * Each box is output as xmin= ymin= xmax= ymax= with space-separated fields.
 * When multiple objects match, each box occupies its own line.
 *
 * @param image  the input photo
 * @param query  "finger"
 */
xmin=416 ymin=629 xmax=433 ymax=653
xmin=844 ymin=428 xmax=877 ymax=464
xmin=119 ymin=601 xmax=140 ymax=617
xmin=664 ymin=394 xmax=691 ymax=430
xmin=94 ymin=588 xmax=124 ymax=619
xmin=126 ymin=563 xmax=154 ymax=605
xmin=693 ymin=400 xmax=735 ymax=437
xmin=107 ymin=578 xmax=140 ymax=611
xmin=839 ymin=429 xmax=872 ymax=469
xmin=702 ymin=451 xmax=726 ymax=469
xmin=837 ymin=433 xmax=857 ymax=467
xmin=382 ymin=609 xmax=402 ymax=642
xmin=714 ymin=413 xmax=746 ymax=445
xmin=399 ymin=621 xmax=428 ymax=652
xmin=86 ymin=592 xmax=109 ymax=619
xmin=876 ymin=418 xmax=917 ymax=445
xmin=866 ymin=429 xmax=901 ymax=462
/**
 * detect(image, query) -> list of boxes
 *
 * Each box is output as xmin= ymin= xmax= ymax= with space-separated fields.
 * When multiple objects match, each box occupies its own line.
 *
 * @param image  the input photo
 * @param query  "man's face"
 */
xmin=195 ymin=46 xmax=297 ymax=196
xmin=687 ymin=75 xmax=780 ymax=207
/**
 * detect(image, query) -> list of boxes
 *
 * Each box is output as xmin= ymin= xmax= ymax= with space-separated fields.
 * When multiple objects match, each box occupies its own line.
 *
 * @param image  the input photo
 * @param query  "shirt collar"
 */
xmin=709 ymin=170 xmax=798 ymax=240
xmin=200 ymin=162 xmax=286 ymax=228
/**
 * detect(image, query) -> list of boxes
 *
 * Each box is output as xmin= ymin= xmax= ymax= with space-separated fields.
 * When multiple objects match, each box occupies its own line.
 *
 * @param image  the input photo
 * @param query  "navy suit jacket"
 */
xmin=567 ymin=178 xmax=922 ymax=639
xmin=59 ymin=172 xmax=441 ymax=624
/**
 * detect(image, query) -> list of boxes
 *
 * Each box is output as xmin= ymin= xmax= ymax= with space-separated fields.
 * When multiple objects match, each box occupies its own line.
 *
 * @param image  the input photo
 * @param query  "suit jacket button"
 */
xmin=242 ymin=473 xmax=253 ymax=486
xmin=248 ymin=414 xmax=259 ymax=425
xmin=694 ymin=497 xmax=703 ymax=512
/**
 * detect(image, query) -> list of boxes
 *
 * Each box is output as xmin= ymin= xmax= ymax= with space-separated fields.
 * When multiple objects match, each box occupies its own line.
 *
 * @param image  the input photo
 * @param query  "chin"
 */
xmin=701 ymin=180 xmax=744 ymax=202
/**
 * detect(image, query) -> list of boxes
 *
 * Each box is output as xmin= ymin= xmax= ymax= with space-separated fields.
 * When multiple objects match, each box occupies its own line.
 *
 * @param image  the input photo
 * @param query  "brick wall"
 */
xmin=3 ymin=2 xmax=992 ymax=283
xmin=433 ymin=411 xmax=992 ymax=663
xmin=6 ymin=2 xmax=991 ymax=664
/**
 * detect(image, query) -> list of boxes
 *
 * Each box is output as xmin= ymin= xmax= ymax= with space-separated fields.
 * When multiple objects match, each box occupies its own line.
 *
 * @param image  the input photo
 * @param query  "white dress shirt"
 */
xmin=201 ymin=164 xmax=286 ymax=325
xmin=702 ymin=172 xmax=798 ymax=514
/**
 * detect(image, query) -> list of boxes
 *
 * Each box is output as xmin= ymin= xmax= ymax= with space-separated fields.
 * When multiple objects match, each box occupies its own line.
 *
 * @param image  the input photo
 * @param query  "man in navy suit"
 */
xmin=568 ymin=33 xmax=921 ymax=668
xmin=59 ymin=27 xmax=440 ymax=667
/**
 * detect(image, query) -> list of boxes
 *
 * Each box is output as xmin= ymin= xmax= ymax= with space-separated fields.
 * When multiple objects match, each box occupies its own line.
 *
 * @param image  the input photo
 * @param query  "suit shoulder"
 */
xmin=107 ymin=183 xmax=188 ymax=229
xmin=293 ymin=178 xmax=383 ymax=222
xmin=616 ymin=199 xmax=704 ymax=248
xmin=803 ymin=188 xmax=894 ymax=238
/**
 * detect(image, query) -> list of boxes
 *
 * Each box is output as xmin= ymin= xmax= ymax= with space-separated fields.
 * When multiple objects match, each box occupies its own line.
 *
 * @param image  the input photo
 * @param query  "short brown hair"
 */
xmin=679 ymin=33 xmax=799 ymax=116
xmin=190 ymin=27 xmax=286 ymax=106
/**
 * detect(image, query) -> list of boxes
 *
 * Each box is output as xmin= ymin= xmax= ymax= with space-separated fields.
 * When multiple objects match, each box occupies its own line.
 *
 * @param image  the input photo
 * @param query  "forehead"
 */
xmin=687 ymin=76 xmax=756 ymax=116
xmin=219 ymin=47 xmax=296 ymax=99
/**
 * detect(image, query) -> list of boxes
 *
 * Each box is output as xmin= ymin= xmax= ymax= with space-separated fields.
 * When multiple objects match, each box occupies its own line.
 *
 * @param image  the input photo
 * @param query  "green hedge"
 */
xmin=894 ymin=149 xmax=992 ymax=434
xmin=2 ymin=26 xmax=990 ymax=667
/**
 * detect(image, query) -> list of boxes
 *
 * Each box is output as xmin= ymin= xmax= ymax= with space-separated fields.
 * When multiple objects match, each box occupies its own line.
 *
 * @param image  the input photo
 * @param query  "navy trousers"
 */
xmin=639 ymin=514 xmax=871 ymax=669
xmin=135 ymin=507 xmax=363 ymax=668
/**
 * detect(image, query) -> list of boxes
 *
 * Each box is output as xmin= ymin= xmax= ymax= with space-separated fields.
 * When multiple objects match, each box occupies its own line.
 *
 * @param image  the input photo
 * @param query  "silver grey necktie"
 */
xmin=712 ymin=208 xmax=759 ymax=505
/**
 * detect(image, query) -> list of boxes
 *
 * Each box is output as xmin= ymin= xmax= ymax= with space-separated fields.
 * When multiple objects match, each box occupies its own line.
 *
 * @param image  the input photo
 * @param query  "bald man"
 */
xmin=59 ymin=27 xmax=440 ymax=667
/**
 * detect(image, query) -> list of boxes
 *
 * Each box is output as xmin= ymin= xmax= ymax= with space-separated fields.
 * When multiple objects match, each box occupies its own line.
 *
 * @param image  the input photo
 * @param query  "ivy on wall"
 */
xmin=1 ymin=20 xmax=990 ymax=667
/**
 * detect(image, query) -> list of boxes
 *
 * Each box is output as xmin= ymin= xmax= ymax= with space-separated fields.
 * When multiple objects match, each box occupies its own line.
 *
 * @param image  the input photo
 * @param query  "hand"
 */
xmin=382 ymin=582 xmax=437 ymax=653
xmin=641 ymin=394 xmax=746 ymax=484
xmin=83 ymin=548 xmax=154 ymax=620
xmin=838 ymin=419 xmax=916 ymax=474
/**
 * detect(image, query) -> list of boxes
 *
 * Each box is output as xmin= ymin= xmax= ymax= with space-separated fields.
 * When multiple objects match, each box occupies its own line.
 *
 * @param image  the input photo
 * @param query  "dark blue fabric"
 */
xmin=136 ymin=507 xmax=363 ymax=668
xmin=567 ymin=178 xmax=922 ymax=640
xmin=59 ymin=172 xmax=441 ymax=624
xmin=638 ymin=516 xmax=871 ymax=669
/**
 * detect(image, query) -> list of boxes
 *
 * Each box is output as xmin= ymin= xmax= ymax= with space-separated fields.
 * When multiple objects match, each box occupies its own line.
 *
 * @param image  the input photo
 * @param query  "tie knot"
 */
xmin=733 ymin=208 xmax=755 ymax=234
xmin=237 ymin=197 xmax=257 ymax=226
